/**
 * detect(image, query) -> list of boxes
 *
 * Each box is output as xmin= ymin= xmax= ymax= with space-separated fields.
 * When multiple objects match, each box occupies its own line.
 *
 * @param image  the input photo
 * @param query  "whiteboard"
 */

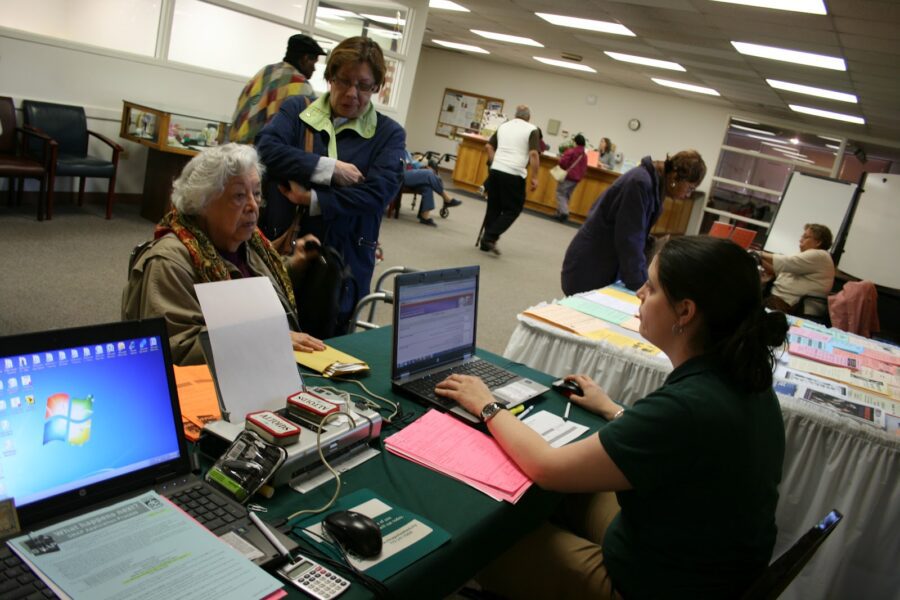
xmin=764 ymin=172 xmax=856 ymax=255
xmin=840 ymin=173 xmax=900 ymax=289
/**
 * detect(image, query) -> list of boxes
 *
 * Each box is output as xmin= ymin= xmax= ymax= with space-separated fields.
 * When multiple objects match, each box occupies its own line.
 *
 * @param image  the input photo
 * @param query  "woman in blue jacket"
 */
xmin=256 ymin=36 xmax=405 ymax=332
xmin=561 ymin=150 xmax=705 ymax=294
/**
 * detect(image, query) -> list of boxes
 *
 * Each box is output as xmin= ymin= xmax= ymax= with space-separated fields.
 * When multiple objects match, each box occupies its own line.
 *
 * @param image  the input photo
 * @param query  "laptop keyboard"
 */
xmin=0 ymin=545 xmax=56 ymax=600
xmin=405 ymin=360 xmax=518 ymax=407
xmin=166 ymin=483 xmax=247 ymax=535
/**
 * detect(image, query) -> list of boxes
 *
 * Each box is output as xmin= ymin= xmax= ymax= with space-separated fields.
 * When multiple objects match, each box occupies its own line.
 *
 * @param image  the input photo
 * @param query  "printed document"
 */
xmin=8 ymin=491 xmax=282 ymax=600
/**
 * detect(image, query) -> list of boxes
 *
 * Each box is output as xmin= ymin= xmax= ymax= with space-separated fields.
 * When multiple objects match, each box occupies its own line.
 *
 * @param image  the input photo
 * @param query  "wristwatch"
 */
xmin=480 ymin=401 xmax=506 ymax=423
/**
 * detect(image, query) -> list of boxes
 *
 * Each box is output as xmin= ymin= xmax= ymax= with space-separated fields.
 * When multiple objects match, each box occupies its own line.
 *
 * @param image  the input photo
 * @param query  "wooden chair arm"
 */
xmin=88 ymin=129 xmax=124 ymax=152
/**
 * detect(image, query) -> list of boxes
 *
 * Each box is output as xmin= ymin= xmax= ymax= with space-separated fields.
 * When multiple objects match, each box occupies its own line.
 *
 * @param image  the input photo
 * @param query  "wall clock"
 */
xmin=628 ymin=118 xmax=641 ymax=131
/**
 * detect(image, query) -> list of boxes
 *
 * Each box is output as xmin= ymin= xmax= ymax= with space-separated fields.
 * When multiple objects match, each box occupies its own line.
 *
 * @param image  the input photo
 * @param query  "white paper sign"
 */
xmin=195 ymin=277 xmax=301 ymax=421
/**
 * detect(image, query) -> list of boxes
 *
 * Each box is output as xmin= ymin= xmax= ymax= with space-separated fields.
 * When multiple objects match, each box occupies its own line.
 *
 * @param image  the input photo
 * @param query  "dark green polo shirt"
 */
xmin=599 ymin=355 xmax=785 ymax=599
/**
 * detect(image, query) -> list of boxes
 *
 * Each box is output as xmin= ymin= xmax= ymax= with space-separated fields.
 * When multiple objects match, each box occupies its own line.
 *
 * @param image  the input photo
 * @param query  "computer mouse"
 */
xmin=552 ymin=378 xmax=583 ymax=398
xmin=323 ymin=510 xmax=383 ymax=558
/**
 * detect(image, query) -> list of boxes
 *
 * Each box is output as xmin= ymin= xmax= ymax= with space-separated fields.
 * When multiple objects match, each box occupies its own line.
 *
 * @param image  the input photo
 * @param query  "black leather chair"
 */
xmin=22 ymin=100 xmax=123 ymax=219
xmin=0 ymin=96 xmax=52 ymax=220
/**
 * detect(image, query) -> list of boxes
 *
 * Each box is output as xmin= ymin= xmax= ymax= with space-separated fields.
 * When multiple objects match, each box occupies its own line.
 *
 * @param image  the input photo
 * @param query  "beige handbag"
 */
xmin=550 ymin=164 xmax=567 ymax=182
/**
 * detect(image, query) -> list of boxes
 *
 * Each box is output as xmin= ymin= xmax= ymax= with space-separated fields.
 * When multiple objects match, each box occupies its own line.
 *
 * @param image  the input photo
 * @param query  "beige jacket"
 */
xmin=772 ymin=248 xmax=835 ymax=308
xmin=122 ymin=234 xmax=300 ymax=366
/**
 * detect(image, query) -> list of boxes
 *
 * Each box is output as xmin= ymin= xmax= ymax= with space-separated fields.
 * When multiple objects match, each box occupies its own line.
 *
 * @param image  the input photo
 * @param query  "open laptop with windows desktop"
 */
xmin=0 ymin=318 xmax=294 ymax=598
xmin=391 ymin=266 xmax=548 ymax=424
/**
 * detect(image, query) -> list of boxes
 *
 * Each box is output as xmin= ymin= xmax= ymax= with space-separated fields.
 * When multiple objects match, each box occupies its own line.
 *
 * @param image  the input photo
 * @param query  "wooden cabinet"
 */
xmin=451 ymin=134 xmax=491 ymax=192
xmin=119 ymin=101 xmax=229 ymax=221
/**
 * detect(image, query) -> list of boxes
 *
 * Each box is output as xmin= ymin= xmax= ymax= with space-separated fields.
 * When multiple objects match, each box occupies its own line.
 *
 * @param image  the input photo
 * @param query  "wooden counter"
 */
xmin=451 ymin=134 xmax=693 ymax=235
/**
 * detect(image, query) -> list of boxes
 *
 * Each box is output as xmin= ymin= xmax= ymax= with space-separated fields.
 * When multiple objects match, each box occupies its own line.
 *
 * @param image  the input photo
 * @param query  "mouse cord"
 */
xmin=285 ymin=411 xmax=356 ymax=522
xmin=296 ymin=527 xmax=394 ymax=600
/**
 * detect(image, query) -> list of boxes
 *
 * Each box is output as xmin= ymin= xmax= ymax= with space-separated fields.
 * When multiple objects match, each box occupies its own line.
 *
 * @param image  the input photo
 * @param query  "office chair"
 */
xmin=22 ymin=100 xmax=123 ymax=219
xmin=0 ymin=96 xmax=51 ymax=220
xmin=741 ymin=509 xmax=843 ymax=600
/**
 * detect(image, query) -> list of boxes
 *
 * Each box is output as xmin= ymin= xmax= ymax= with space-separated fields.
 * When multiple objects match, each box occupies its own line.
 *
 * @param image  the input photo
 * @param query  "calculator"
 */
xmin=278 ymin=554 xmax=350 ymax=599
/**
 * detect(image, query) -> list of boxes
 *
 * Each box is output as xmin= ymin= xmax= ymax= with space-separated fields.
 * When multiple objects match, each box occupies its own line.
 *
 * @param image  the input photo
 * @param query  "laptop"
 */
xmin=0 ymin=318 xmax=294 ymax=597
xmin=391 ymin=266 xmax=548 ymax=424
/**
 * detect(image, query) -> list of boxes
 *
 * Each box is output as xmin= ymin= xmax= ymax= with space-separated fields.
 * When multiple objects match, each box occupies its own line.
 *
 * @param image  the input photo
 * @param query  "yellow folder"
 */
xmin=294 ymin=344 xmax=369 ymax=377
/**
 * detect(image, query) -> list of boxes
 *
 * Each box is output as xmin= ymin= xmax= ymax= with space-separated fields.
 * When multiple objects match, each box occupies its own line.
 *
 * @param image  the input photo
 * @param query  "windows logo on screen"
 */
xmin=43 ymin=393 xmax=94 ymax=446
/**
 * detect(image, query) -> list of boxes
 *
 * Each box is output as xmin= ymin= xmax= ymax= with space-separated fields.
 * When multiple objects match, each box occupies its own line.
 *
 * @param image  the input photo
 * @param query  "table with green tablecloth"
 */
xmin=256 ymin=326 xmax=604 ymax=599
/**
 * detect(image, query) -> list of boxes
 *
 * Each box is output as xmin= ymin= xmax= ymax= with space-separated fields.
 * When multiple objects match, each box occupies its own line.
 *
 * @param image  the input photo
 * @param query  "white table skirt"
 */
xmin=504 ymin=314 xmax=900 ymax=599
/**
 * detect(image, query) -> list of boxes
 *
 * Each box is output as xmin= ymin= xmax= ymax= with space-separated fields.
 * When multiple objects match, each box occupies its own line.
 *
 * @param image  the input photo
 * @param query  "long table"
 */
xmin=503 ymin=310 xmax=900 ymax=600
xmin=259 ymin=326 xmax=601 ymax=599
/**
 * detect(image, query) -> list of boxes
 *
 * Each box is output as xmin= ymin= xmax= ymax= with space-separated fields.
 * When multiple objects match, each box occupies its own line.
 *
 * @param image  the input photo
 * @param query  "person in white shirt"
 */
xmin=757 ymin=223 xmax=834 ymax=314
xmin=479 ymin=105 xmax=540 ymax=255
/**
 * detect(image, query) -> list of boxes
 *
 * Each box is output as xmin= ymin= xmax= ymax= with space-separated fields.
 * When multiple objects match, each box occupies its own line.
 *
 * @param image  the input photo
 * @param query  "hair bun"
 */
xmin=762 ymin=310 xmax=789 ymax=348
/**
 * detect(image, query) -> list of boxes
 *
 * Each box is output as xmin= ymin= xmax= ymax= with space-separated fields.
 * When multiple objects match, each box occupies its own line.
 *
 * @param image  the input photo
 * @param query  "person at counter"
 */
xmin=229 ymin=34 xmax=326 ymax=145
xmin=122 ymin=144 xmax=325 ymax=365
xmin=561 ymin=150 xmax=706 ymax=293
xmin=554 ymin=133 xmax=588 ymax=222
xmin=756 ymin=223 xmax=834 ymax=315
xmin=599 ymin=137 xmax=615 ymax=169
xmin=437 ymin=235 xmax=788 ymax=599
xmin=255 ymin=36 xmax=405 ymax=332
xmin=479 ymin=104 xmax=540 ymax=256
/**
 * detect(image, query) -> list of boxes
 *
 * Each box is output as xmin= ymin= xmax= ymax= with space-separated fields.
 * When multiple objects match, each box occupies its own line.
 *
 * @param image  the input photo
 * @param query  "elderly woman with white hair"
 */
xmin=123 ymin=143 xmax=324 ymax=365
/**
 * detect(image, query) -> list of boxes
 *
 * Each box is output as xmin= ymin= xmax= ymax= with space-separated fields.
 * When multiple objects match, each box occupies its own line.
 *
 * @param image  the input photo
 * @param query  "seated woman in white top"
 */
xmin=758 ymin=223 xmax=834 ymax=315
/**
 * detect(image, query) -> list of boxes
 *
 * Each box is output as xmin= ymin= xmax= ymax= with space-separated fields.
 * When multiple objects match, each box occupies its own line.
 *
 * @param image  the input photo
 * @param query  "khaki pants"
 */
xmin=478 ymin=493 xmax=622 ymax=600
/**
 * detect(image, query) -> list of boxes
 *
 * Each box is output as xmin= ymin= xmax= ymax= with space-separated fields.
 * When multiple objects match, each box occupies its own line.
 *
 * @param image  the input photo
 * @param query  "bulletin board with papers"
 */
xmin=436 ymin=88 xmax=504 ymax=139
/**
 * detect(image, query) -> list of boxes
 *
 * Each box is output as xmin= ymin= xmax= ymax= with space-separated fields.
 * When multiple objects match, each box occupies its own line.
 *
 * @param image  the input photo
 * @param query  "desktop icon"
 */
xmin=21 ymin=375 xmax=31 ymax=387
xmin=140 ymin=339 xmax=148 ymax=350
xmin=7 ymin=378 xmax=16 ymax=389
xmin=71 ymin=349 xmax=79 ymax=359
xmin=32 ymin=355 xmax=41 ymax=365
xmin=150 ymin=337 xmax=158 ymax=348
xmin=3 ymin=439 xmax=14 ymax=454
xmin=45 ymin=353 xmax=54 ymax=363
xmin=117 ymin=342 xmax=126 ymax=352
xmin=58 ymin=351 xmax=66 ymax=361
xmin=95 ymin=345 xmax=103 ymax=355
xmin=18 ymin=357 xmax=27 ymax=368
xmin=43 ymin=393 xmax=94 ymax=446
xmin=0 ymin=420 xmax=9 ymax=433
xmin=0 ymin=401 xmax=6 ymax=411
xmin=10 ymin=397 xmax=21 ymax=409
xmin=83 ymin=347 xmax=91 ymax=357
xmin=128 ymin=341 xmax=136 ymax=352
xmin=3 ymin=359 xmax=12 ymax=370
xmin=0 ymin=380 xmax=3 ymax=391
xmin=25 ymin=395 xmax=35 ymax=407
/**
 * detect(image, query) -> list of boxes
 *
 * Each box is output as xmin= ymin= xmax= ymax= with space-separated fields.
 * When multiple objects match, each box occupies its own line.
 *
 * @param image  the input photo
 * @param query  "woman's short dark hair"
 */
xmin=324 ymin=36 xmax=386 ymax=86
xmin=804 ymin=223 xmax=833 ymax=250
xmin=665 ymin=150 xmax=707 ymax=185
xmin=656 ymin=236 xmax=788 ymax=392
xmin=573 ymin=134 xmax=586 ymax=146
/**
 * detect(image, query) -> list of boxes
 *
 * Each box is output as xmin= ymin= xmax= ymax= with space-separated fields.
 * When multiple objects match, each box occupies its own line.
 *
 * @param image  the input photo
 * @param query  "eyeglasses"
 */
xmin=331 ymin=77 xmax=380 ymax=93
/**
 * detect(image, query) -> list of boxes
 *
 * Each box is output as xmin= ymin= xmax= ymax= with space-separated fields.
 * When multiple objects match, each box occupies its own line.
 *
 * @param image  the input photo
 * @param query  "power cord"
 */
xmin=302 ymin=372 xmax=413 ymax=426
xmin=285 ymin=410 xmax=356 ymax=521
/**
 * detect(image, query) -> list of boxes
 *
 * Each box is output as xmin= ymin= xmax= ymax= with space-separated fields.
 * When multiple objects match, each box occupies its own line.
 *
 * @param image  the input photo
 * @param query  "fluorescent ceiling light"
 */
xmin=535 ymin=12 xmax=635 ymax=36
xmin=789 ymin=104 xmax=865 ymax=124
xmin=732 ymin=117 xmax=760 ymax=125
xmin=749 ymin=135 xmax=792 ymax=144
xmin=604 ymin=52 xmax=684 ymax=71
xmin=732 ymin=41 xmax=845 ymax=70
xmin=767 ymin=79 xmax=857 ymax=103
xmin=471 ymin=29 xmax=543 ymax=47
xmin=731 ymin=124 xmax=775 ymax=135
xmin=825 ymin=144 xmax=840 ymax=150
xmin=429 ymin=0 xmax=469 ymax=11
xmin=762 ymin=141 xmax=801 ymax=153
xmin=362 ymin=14 xmax=406 ymax=26
xmin=651 ymin=78 xmax=720 ymax=96
xmin=533 ymin=57 xmax=597 ymax=72
xmin=818 ymin=134 xmax=842 ymax=143
xmin=432 ymin=39 xmax=489 ymax=54
xmin=710 ymin=0 xmax=826 ymax=15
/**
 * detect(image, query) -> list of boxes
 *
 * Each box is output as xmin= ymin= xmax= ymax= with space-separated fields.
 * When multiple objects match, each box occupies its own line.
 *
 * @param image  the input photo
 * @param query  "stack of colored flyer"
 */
xmin=385 ymin=410 xmax=532 ymax=503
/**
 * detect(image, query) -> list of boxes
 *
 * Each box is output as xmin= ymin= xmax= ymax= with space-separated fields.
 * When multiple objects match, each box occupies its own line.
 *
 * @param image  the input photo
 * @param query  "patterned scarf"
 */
xmin=155 ymin=208 xmax=296 ymax=311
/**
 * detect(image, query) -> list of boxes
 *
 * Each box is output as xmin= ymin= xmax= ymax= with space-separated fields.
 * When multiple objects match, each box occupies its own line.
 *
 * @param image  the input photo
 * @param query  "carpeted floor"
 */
xmin=0 ymin=176 xmax=581 ymax=354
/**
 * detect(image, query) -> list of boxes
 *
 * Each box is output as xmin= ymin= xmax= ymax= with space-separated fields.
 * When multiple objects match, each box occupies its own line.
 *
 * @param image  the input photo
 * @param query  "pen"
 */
xmin=509 ymin=405 xmax=525 ymax=416
xmin=249 ymin=510 xmax=291 ymax=558
xmin=564 ymin=401 xmax=571 ymax=421
xmin=517 ymin=405 xmax=534 ymax=420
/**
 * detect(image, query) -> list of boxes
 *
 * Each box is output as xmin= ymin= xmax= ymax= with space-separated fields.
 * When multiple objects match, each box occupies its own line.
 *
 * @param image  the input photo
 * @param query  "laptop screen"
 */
xmin=392 ymin=266 xmax=479 ymax=378
xmin=0 ymin=319 xmax=186 ymax=525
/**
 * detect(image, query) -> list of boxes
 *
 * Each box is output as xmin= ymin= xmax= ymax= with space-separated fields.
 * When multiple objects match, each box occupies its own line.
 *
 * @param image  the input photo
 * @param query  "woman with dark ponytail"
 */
xmin=437 ymin=236 xmax=788 ymax=599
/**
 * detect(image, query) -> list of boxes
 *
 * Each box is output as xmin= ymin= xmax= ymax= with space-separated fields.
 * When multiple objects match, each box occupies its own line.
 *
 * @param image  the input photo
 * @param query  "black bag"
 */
xmin=294 ymin=245 xmax=355 ymax=339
